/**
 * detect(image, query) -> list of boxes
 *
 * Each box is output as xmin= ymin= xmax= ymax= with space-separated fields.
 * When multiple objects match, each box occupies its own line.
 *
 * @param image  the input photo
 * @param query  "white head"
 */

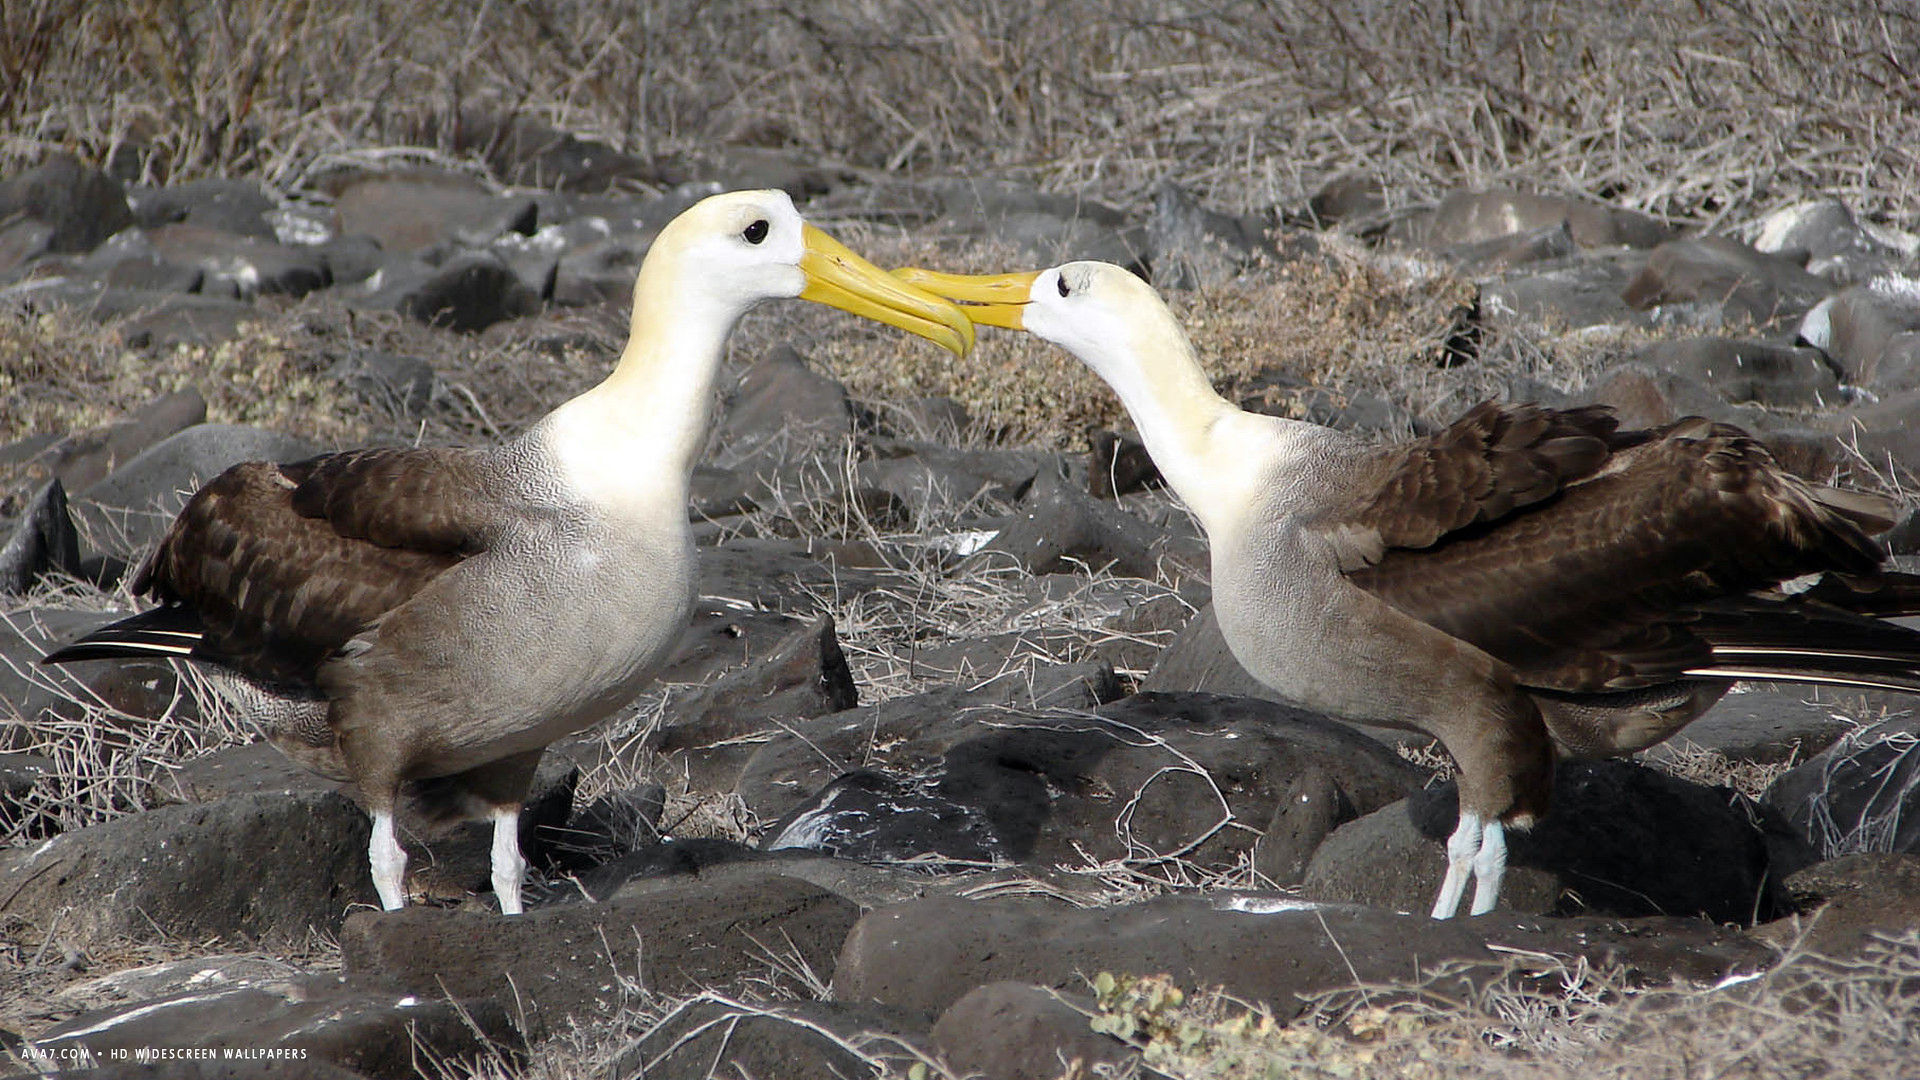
xmin=892 ymin=259 xmax=1249 ymax=526
xmin=893 ymin=259 xmax=1206 ymax=412
xmin=633 ymin=189 xmax=973 ymax=355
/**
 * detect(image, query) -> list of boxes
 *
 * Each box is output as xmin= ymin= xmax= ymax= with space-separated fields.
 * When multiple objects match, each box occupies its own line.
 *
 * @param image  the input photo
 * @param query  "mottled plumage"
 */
xmin=902 ymin=259 xmax=1920 ymax=918
xmin=45 ymin=190 xmax=972 ymax=914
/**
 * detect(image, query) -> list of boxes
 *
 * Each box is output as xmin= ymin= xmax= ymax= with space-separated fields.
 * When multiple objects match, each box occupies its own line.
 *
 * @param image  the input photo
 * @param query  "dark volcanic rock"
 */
xmin=716 ymin=344 xmax=856 ymax=454
xmin=928 ymin=179 xmax=1147 ymax=272
xmin=1306 ymin=760 xmax=1792 ymax=923
xmin=1572 ymin=362 xmax=1775 ymax=433
xmin=162 ymin=742 xmax=343 ymax=803
xmin=1252 ymin=766 xmax=1357 ymax=887
xmin=1640 ymin=687 xmax=1855 ymax=766
xmin=1444 ymin=220 xmax=1578 ymax=272
xmin=1481 ymin=249 xmax=1650 ymax=330
xmin=542 ymin=782 xmax=667 ymax=870
xmin=146 ymin=223 xmax=329 ymax=298
xmin=1087 ymin=428 xmax=1161 ymax=499
xmin=1763 ymin=853 xmax=1920 ymax=958
xmin=130 ymin=178 xmax=278 ymax=239
xmin=762 ymin=769 xmax=1005 ymax=864
xmin=325 ymin=350 xmax=437 ymax=415
xmin=331 ymin=172 xmax=537 ymax=254
xmin=1832 ymin=388 xmax=1920 ymax=481
xmin=0 ymin=608 xmax=190 ymax=745
xmin=613 ymin=997 xmax=929 ymax=1080
xmin=736 ymin=663 xmax=1124 ymax=825
xmin=1635 ymin=338 xmax=1841 ymax=408
xmin=757 ymin=691 xmax=1418 ymax=872
xmin=857 ymin=438 xmax=1053 ymax=518
xmin=1148 ymin=181 xmax=1276 ymax=289
xmin=351 ymin=249 xmax=540 ymax=332
xmin=12 ymin=388 xmax=208 ymax=494
xmin=971 ymin=463 xmax=1163 ymax=579
xmin=0 ymin=215 xmax=56 ymax=277
xmin=834 ymin=894 xmax=1771 ymax=1019
xmin=1752 ymin=198 xmax=1914 ymax=285
xmin=652 ymin=614 xmax=859 ymax=791
xmin=30 ymin=973 xmax=513 ymax=1080
xmin=574 ymin=837 xmax=771 ymax=895
xmin=341 ymin=869 xmax=860 ymax=1036
xmin=1306 ymin=173 xmax=1388 ymax=230
xmin=1 ymin=479 xmax=83 ymax=595
xmin=1140 ymin=603 xmax=1291 ymax=706
xmin=1622 ymin=235 xmax=1831 ymax=327
xmin=932 ymin=982 xmax=1139 ymax=1080
xmin=451 ymin=111 xmax=651 ymax=193
xmin=1300 ymin=795 xmax=1561 ymax=915
xmin=1800 ymin=280 xmax=1920 ymax=393
xmin=1763 ymin=715 xmax=1920 ymax=859
xmin=1397 ymin=188 xmax=1673 ymax=252
xmin=552 ymin=231 xmax=654 ymax=307
xmin=0 ymin=790 xmax=376 ymax=948
xmin=0 ymin=154 xmax=133 ymax=254
xmin=106 ymin=289 xmax=259 ymax=347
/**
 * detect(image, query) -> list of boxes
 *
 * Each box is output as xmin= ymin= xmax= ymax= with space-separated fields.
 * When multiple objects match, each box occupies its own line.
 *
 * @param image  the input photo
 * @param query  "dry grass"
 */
xmin=5 ymin=1 xmax=1916 ymax=229
xmin=1078 ymin=931 xmax=1920 ymax=1080
xmin=5 ymin=2 xmax=1918 ymax=1075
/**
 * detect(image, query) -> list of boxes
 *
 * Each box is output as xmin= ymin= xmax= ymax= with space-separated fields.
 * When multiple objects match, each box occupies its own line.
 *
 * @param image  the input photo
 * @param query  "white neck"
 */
xmin=536 ymin=258 xmax=747 ymax=514
xmin=1071 ymin=315 xmax=1254 ymax=534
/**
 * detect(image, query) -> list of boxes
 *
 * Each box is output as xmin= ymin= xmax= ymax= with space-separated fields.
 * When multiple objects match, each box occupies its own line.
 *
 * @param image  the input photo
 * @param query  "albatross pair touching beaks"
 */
xmin=43 ymin=191 xmax=973 ymax=915
xmin=899 ymin=260 xmax=1920 ymax=919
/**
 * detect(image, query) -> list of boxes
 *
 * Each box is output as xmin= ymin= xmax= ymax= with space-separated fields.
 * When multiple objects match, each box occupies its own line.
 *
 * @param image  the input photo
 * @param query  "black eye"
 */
xmin=1056 ymin=274 xmax=1071 ymax=297
xmin=743 ymin=219 xmax=769 ymax=244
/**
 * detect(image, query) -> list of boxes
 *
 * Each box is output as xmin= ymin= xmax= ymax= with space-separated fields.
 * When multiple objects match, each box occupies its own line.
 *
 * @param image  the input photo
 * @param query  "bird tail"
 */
xmin=40 ymin=606 xmax=205 ymax=665
xmin=1691 ymin=585 xmax=1920 ymax=693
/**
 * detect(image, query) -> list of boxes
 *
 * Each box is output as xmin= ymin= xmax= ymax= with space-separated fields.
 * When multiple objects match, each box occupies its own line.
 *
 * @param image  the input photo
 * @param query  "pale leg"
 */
xmin=1431 ymin=811 xmax=1484 ymax=919
xmin=369 ymin=810 xmax=408 ymax=911
xmin=490 ymin=807 xmax=528 ymax=916
xmin=1468 ymin=819 xmax=1508 ymax=916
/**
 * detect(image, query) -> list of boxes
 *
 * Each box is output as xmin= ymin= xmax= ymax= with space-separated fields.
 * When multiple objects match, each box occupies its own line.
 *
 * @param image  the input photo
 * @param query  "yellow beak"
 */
xmin=799 ymin=226 xmax=975 ymax=355
xmin=890 ymin=268 xmax=1041 ymax=330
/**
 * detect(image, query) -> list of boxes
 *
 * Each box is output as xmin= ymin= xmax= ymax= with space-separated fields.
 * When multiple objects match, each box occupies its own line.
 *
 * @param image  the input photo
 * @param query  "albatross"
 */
xmin=41 ymin=190 xmax=972 ymax=915
xmin=899 ymin=259 xmax=1920 ymax=918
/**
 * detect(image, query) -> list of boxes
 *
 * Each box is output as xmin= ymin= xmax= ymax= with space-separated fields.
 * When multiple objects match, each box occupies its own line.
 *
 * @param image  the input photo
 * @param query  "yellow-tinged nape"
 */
xmin=542 ymin=190 xmax=973 ymax=513
xmin=895 ymin=261 xmax=1261 ymax=530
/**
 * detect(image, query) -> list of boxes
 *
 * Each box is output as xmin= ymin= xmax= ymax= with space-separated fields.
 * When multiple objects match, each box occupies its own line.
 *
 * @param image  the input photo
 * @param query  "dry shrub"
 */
xmin=3 ymin=1 xmax=1913 ymax=226
xmin=1077 ymin=933 xmax=1920 ymax=1080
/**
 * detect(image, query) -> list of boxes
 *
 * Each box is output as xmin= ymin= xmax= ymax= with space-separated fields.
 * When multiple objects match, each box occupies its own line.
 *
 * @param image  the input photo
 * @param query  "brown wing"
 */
xmin=1320 ymin=402 xmax=1626 ymax=566
xmin=1346 ymin=418 xmax=1893 ymax=691
xmin=286 ymin=447 xmax=493 ymax=555
xmin=135 ymin=448 xmax=492 ymax=684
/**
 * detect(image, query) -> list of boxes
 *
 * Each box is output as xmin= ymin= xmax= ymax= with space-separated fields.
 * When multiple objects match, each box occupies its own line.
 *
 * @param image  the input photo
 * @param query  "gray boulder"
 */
xmin=340 ymin=868 xmax=861 ymax=1037
xmin=0 ymin=789 xmax=377 ymax=949
xmin=30 ymin=972 xmax=512 ymax=1080
xmin=0 ymin=154 xmax=132 ymax=254
xmin=834 ymin=893 xmax=1770 ymax=1019
xmin=1305 ymin=759 xmax=1795 ymax=923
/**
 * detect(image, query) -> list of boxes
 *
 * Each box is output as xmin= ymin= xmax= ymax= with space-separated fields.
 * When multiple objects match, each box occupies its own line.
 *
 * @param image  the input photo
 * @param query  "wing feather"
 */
xmin=1346 ymin=417 xmax=1896 ymax=692
xmin=1326 ymin=402 xmax=1626 ymax=558
xmin=135 ymin=449 xmax=493 ymax=684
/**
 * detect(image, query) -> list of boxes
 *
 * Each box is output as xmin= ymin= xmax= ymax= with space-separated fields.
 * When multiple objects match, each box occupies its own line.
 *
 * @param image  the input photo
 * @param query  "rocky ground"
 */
xmin=4 ymin=3 xmax=1920 ymax=1078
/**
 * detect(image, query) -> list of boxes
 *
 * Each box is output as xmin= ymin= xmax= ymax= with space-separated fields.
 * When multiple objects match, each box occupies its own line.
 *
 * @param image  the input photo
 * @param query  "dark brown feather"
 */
xmin=1337 ymin=402 xmax=1627 ymax=552
xmin=1347 ymin=414 xmax=1895 ymax=692
xmin=287 ymin=447 xmax=493 ymax=555
xmin=135 ymin=453 xmax=483 ymax=684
